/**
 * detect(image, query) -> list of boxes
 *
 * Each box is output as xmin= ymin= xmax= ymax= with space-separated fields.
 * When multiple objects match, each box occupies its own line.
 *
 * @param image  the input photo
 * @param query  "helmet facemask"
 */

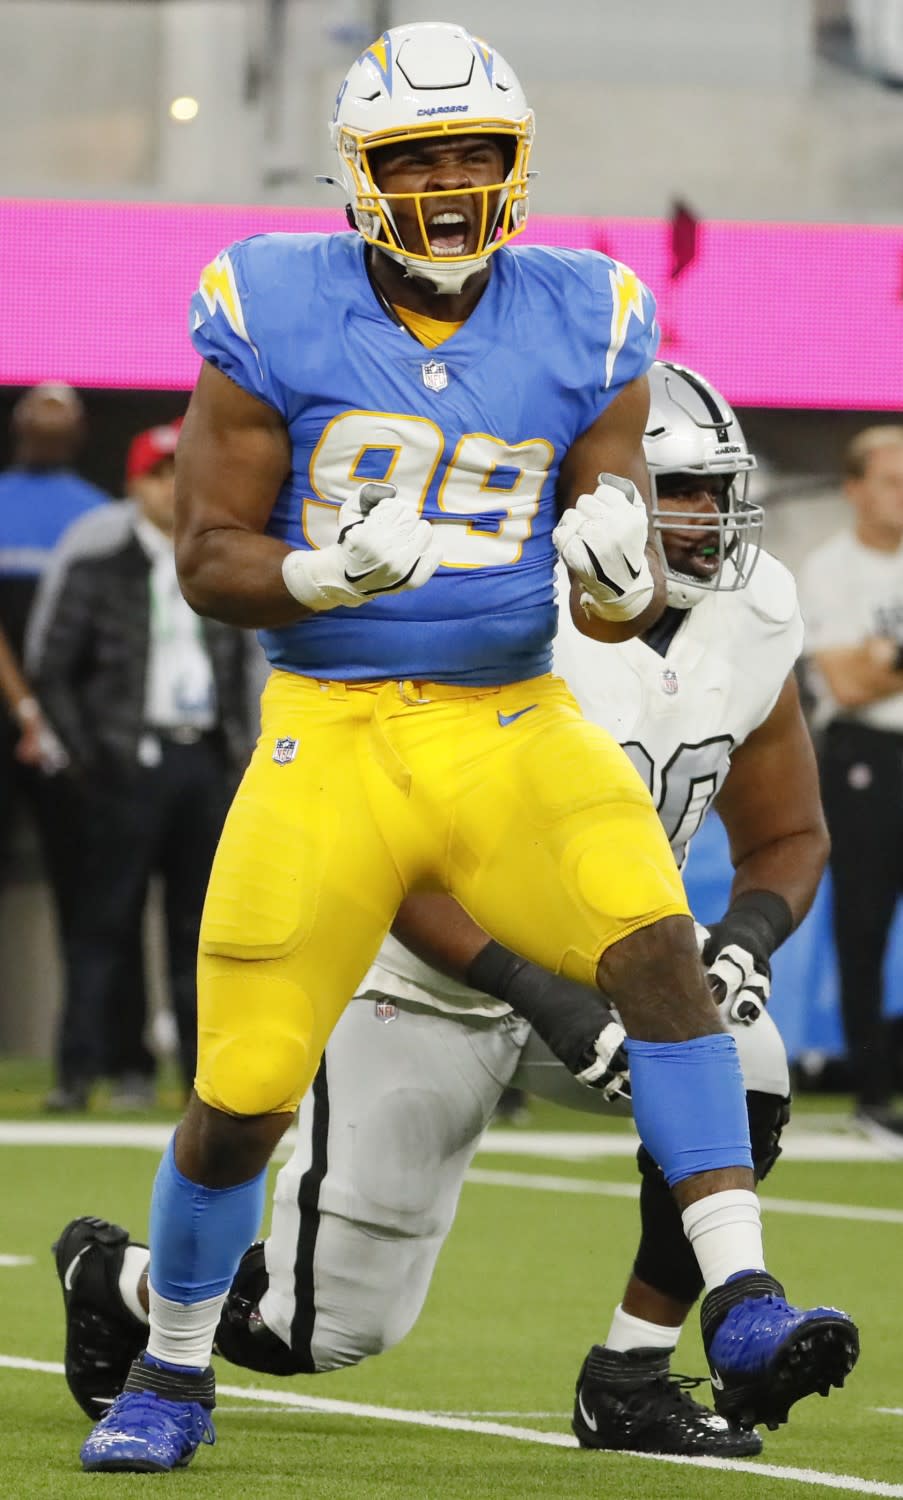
xmin=336 ymin=117 xmax=533 ymax=294
xmin=652 ymin=469 xmax=764 ymax=609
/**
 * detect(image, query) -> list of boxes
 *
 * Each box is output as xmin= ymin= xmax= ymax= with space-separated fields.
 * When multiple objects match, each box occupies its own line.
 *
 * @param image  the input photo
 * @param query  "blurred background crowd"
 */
xmin=1 ymin=0 xmax=902 ymax=1124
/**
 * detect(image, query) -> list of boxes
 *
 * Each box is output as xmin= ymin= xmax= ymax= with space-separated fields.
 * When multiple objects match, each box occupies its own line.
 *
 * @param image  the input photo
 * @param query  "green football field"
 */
xmin=0 ymin=1067 xmax=901 ymax=1500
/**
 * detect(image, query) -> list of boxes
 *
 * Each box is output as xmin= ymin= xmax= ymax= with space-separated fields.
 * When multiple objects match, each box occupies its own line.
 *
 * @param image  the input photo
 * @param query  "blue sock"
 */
xmin=148 ymin=1137 xmax=267 ymax=1303
xmin=627 ymin=1033 xmax=753 ymax=1187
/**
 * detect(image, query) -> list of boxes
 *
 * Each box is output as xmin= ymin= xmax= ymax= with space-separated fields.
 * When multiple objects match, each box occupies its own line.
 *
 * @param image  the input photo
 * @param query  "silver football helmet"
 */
xmin=328 ymin=23 xmax=534 ymax=294
xmin=644 ymin=361 xmax=762 ymax=608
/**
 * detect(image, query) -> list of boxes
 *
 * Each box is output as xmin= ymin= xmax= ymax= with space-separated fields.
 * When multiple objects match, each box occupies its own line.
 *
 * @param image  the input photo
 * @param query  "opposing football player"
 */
xmin=59 ymin=364 xmax=846 ymax=1459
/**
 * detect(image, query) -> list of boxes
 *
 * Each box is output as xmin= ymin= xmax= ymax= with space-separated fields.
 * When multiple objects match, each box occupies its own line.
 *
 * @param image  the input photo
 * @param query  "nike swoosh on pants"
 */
xmin=497 ymin=705 xmax=538 ymax=728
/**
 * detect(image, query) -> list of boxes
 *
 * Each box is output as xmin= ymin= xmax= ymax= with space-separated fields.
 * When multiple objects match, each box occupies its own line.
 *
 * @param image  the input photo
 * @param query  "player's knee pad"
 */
xmin=307 ymin=1210 xmax=441 ymax=1372
xmin=747 ymin=1089 xmax=791 ymax=1183
xmin=196 ymin=963 xmax=320 ymax=1114
xmin=198 ymin=1026 xmax=314 ymax=1116
xmin=312 ymin=1315 xmax=399 ymax=1370
xmin=633 ymin=1144 xmax=705 ymax=1305
xmin=310 ymin=1270 xmax=425 ymax=1371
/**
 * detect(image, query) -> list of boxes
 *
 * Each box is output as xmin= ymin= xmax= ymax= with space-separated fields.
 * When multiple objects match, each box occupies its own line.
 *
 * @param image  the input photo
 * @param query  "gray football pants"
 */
xmin=257 ymin=994 xmax=790 ymax=1371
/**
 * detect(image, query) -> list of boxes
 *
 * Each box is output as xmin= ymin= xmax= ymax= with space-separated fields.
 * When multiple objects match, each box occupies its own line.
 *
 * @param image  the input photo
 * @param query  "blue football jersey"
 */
xmin=189 ymin=232 xmax=657 ymax=685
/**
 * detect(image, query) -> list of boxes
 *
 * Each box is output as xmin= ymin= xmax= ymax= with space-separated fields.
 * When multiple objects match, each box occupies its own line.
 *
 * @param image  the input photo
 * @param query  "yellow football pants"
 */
xmin=195 ymin=670 xmax=689 ymax=1116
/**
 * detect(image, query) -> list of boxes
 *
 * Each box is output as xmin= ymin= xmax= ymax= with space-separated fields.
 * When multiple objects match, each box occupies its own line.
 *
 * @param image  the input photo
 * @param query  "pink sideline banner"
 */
xmin=1 ymin=198 xmax=902 ymax=408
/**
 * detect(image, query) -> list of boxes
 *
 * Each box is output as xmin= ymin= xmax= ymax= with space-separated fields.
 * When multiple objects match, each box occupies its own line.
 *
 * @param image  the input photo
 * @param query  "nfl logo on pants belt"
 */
xmin=375 ymin=999 xmax=398 ymax=1024
xmin=421 ymin=359 xmax=448 ymax=392
xmin=272 ymin=736 xmax=299 ymax=764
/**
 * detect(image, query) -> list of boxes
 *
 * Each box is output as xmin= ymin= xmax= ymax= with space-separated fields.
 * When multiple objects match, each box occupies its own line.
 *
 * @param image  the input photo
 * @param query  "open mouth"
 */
xmin=668 ymin=535 xmax=723 ymax=580
xmin=425 ymin=211 xmax=472 ymax=257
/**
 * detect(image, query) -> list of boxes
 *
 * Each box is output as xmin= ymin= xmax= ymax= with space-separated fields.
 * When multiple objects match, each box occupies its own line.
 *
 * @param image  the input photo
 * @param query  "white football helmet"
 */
xmin=644 ymin=361 xmax=762 ymax=608
xmin=329 ymin=22 xmax=534 ymax=294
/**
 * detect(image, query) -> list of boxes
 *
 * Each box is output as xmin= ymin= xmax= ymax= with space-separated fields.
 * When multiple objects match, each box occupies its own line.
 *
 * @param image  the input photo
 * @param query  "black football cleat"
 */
xmin=53 ymin=1216 xmax=150 ymax=1420
xmin=213 ymin=1241 xmax=307 ymax=1375
xmin=572 ymin=1345 xmax=763 ymax=1456
xmin=701 ymin=1270 xmax=860 ymax=1431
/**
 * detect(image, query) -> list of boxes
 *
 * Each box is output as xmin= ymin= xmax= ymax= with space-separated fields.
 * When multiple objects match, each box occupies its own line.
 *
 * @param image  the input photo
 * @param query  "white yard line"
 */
xmin=433 ymin=1410 xmax=571 ymax=1418
xmin=484 ymin=1128 xmax=903 ymax=1164
xmin=0 ymin=1355 xmax=898 ymax=1497
xmin=467 ymin=1169 xmax=903 ymax=1226
xmin=0 ymin=1122 xmax=174 ymax=1148
xmin=0 ymin=1256 xmax=34 ymax=1267
xmin=0 ymin=1119 xmax=898 ymax=1162
xmin=1 ymin=1122 xmax=899 ymax=1227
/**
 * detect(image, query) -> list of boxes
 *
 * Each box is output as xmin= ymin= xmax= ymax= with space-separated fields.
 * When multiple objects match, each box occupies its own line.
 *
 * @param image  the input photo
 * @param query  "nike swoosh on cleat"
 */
xmin=497 ymin=706 xmax=538 ymax=728
xmin=577 ymin=1391 xmax=598 ymax=1432
xmin=711 ymin=1369 xmax=725 ymax=1391
xmin=621 ymin=552 xmax=641 ymax=581
xmin=63 ymin=1247 xmax=88 ymax=1293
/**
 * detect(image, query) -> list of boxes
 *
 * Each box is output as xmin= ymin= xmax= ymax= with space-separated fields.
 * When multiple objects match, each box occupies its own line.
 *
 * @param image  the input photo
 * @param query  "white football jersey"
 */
xmin=360 ymin=549 xmax=803 ymax=1016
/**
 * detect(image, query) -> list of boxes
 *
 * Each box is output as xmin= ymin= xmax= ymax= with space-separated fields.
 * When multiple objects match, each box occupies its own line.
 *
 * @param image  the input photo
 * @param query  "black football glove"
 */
xmin=572 ymin=1015 xmax=631 ymax=1103
xmin=697 ymin=891 xmax=793 ymax=1027
xmin=466 ymin=940 xmax=631 ymax=1103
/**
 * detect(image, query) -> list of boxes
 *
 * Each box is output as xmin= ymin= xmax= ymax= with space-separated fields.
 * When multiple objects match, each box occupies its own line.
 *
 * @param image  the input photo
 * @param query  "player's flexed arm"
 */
xmin=702 ymin=671 xmax=829 ymax=1025
xmin=175 ymin=363 xmax=441 ymax=627
xmin=554 ymin=374 xmax=666 ymax=643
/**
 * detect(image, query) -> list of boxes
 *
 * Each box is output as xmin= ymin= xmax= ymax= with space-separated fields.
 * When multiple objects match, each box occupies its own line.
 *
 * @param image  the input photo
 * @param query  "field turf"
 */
xmin=0 ymin=1063 xmax=900 ymax=1499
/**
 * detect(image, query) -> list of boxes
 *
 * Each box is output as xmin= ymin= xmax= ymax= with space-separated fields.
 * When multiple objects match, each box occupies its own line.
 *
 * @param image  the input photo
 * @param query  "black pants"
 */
xmin=57 ymin=736 xmax=232 ymax=1093
xmin=0 ymin=722 xmax=81 ymax=936
xmin=820 ymin=720 xmax=903 ymax=1109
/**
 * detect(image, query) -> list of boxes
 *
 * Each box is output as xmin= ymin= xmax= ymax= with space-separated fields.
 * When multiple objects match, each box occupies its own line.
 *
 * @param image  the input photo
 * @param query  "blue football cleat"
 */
xmin=701 ymin=1271 xmax=859 ymax=1431
xmin=80 ymin=1356 xmax=216 ymax=1472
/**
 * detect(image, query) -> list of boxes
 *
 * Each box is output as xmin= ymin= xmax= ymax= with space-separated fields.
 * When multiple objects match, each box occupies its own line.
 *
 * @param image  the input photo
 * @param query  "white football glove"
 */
xmin=553 ymin=473 xmax=655 ymax=622
xmin=694 ymin=920 xmax=770 ymax=1027
xmin=574 ymin=1017 xmax=631 ymax=1103
xmin=282 ymin=482 xmax=443 ymax=612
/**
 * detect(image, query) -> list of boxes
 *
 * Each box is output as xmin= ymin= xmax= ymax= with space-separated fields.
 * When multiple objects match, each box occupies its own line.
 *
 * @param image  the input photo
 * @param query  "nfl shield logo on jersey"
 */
xmin=374 ymin=999 xmax=398 ymax=1024
xmin=272 ymin=736 xmax=299 ymax=765
xmin=661 ymin=669 xmax=679 ymax=696
xmin=421 ymin=359 xmax=448 ymax=392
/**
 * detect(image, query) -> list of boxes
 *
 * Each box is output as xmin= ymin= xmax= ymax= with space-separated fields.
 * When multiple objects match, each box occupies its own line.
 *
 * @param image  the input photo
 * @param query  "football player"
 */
xmin=62 ymin=364 xmax=845 ymax=1459
xmin=77 ymin=22 xmax=858 ymax=1473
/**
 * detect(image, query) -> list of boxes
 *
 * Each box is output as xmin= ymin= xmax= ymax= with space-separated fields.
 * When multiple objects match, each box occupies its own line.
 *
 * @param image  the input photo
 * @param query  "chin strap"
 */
xmin=376 ymin=244 xmax=491 ymax=296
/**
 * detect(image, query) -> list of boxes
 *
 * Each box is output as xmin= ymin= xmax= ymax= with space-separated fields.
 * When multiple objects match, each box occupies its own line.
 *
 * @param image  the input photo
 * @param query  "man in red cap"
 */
xmin=126 ymin=421 xmax=182 ymax=487
xmin=28 ymin=420 xmax=255 ymax=1112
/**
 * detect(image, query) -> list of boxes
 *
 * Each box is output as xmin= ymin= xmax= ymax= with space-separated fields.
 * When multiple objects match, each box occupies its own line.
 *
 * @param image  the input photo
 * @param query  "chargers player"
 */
xmin=67 ymin=364 xmax=848 ymax=1458
xmin=76 ymin=22 xmax=857 ymax=1475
